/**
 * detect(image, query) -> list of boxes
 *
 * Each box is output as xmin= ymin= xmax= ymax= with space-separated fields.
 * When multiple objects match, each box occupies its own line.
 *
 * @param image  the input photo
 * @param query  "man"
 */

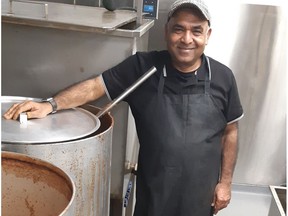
xmin=4 ymin=0 xmax=243 ymax=215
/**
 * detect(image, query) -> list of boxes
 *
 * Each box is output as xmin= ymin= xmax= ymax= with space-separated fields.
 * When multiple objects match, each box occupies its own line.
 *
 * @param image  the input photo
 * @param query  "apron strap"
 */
xmin=204 ymin=56 xmax=212 ymax=94
xmin=158 ymin=65 xmax=166 ymax=95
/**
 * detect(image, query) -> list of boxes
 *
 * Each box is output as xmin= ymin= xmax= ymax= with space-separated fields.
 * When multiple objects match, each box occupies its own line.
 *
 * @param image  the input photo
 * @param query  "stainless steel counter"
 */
xmin=2 ymin=0 xmax=138 ymax=33
xmin=2 ymin=0 xmax=154 ymax=38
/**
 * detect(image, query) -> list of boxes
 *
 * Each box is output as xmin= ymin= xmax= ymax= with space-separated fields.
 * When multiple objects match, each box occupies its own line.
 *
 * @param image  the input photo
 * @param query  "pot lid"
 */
xmin=1 ymin=96 xmax=100 ymax=144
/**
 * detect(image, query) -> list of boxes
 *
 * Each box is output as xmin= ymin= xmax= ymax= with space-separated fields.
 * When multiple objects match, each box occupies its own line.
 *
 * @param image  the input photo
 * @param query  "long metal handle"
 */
xmin=96 ymin=66 xmax=157 ymax=118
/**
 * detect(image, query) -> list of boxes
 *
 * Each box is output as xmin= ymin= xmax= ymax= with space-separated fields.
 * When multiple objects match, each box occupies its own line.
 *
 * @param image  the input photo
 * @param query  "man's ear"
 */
xmin=205 ymin=28 xmax=212 ymax=45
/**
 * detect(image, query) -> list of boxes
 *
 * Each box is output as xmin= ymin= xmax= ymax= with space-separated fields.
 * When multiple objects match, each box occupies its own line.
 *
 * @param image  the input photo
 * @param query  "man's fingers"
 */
xmin=3 ymin=103 xmax=19 ymax=119
xmin=3 ymin=100 xmax=52 ymax=121
xmin=3 ymin=101 xmax=36 ymax=120
xmin=11 ymin=101 xmax=33 ymax=120
xmin=214 ymin=199 xmax=230 ymax=214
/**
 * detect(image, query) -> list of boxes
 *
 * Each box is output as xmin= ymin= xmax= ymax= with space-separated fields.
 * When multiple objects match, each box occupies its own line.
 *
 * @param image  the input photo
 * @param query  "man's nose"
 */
xmin=180 ymin=31 xmax=193 ymax=44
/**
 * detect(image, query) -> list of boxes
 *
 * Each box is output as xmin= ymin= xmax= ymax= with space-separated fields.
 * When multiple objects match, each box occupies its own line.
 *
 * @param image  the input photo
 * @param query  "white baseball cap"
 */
xmin=168 ymin=0 xmax=211 ymax=25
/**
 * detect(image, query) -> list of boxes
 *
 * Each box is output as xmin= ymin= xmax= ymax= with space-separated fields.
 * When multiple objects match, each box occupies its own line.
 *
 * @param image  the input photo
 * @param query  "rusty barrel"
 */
xmin=2 ymin=96 xmax=114 ymax=216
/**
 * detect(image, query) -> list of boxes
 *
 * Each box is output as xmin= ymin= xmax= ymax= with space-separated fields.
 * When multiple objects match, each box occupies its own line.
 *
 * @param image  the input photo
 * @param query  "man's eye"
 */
xmin=193 ymin=30 xmax=203 ymax=35
xmin=173 ymin=27 xmax=184 ymax=33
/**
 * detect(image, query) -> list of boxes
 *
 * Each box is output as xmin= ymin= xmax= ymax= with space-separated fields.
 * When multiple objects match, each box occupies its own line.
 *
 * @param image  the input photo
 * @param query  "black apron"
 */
xmin=133 ymin=57 xmax=227 ymax=216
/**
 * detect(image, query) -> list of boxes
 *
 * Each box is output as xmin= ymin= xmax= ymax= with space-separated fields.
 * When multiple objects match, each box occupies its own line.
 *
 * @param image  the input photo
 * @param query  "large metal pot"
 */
xmin=1 ymin=96 xmax=114 ymax=216
xmin=2 ymin=151 xmax=75 ymax=216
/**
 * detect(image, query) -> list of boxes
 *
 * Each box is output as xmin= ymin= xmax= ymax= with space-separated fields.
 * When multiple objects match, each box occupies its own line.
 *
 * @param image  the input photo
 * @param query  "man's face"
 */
xmin=165 ymin=8 xmax=211 ymax=72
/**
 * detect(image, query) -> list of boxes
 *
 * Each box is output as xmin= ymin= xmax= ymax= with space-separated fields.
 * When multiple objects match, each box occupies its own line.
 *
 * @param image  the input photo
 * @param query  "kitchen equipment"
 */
xmin=2 ymin=151 xmax=75 ymax=216
xmin=102 ymin=0 xmax=159 ymax=19
xmin=2 ymin=101 xmax=114 ymax=216
xmin=102 ymin=0 xmax=136 ymax=11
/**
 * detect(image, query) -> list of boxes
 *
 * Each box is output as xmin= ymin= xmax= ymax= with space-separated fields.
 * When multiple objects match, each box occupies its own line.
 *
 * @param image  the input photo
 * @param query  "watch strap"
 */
xmin=42 ymin=97 xmax=57 ymax=114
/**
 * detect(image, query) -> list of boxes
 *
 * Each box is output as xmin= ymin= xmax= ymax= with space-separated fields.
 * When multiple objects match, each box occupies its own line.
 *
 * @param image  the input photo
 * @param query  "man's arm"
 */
xmin=3 ymin=76 xmax=105 ymax=120
xmin=213 ymin=122 xmax=238 ymax=214
xmin=54 ymin=76 xmax=105 ymax=110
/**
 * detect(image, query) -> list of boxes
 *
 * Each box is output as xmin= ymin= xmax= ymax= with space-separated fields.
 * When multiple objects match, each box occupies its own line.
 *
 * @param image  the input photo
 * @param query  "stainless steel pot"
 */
xmin=2 ymin=151 xmax=75 ymax=216
xmin=2 ymin=100 xmax=114 ymax=216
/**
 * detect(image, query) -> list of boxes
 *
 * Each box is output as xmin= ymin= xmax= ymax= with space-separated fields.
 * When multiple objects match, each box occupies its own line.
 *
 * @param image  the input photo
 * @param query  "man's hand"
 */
xmin=3 ymin=100 xmax=53 ymax=120
xmin=212 ymin=182 xmax=231 ymax=214
xmin=212 ymin=122 xmax=238 ymax=214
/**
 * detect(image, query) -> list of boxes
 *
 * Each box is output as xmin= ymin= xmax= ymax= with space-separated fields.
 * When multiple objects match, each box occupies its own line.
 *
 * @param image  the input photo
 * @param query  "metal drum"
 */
xmin=1 ymin=96 xmax=114 ymax=216
xmin=2 ymin=151 xmax=75 ymax=216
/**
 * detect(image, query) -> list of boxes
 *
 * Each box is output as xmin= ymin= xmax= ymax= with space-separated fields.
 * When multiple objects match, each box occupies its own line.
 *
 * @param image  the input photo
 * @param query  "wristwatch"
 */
xmin=42 ymin=97 xmax=57 ymax=114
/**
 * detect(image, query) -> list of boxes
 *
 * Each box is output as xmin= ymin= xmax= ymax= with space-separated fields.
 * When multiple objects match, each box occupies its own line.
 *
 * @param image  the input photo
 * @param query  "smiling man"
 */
xmin=4 ymin=0 xmax=243 ymax=215
xmin=165 ymin=3 xmax=211 ymax=72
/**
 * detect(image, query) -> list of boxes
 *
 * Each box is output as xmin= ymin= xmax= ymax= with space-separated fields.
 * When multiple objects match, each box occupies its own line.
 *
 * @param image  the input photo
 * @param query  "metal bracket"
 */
xmin=9 ymin=0 xmax=48 ymax=19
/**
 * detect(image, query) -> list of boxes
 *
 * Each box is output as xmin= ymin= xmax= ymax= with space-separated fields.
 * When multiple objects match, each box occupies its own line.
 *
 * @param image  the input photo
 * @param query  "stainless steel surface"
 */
xmin=226 ymin=3 xmax=286 ymax=186
xmin=37 ymin=0 xmax=131 ymax=8
xmin=112 ymin=19 xmax=154 ymax=38
xmin=2 ymin=96 xmax=100 ymax=143
xmin=2 ymin=105 xmax=114 ymax=216
xmin=218 ymin=184 xmax=272 ymax=216
xmin=2 ymin=151 xmax=75 ymax=216
xmin=2 ymin=0 xmax=138 ymax=33
xmin=97 ymin=66 xmax=157 ymax=118
xmin=147 ymin=1 xmax=287 ymax=186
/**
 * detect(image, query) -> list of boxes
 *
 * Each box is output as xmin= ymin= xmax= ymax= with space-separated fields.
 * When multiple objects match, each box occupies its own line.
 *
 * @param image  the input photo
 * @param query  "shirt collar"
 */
xmin=165 ymin=52 xmax=208 ymax=80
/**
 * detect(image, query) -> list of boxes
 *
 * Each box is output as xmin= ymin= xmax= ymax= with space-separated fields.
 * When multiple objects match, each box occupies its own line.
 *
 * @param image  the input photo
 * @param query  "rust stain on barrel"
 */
xmin=25 ymin=196 xmax=35 ymax=216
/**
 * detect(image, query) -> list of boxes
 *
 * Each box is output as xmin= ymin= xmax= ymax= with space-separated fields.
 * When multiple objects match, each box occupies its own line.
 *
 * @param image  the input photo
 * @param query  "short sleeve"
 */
xmin=226 ymin=74 xmax=243 ymax=123
xmin=208 ymin=57 xmax=243 ymax=124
